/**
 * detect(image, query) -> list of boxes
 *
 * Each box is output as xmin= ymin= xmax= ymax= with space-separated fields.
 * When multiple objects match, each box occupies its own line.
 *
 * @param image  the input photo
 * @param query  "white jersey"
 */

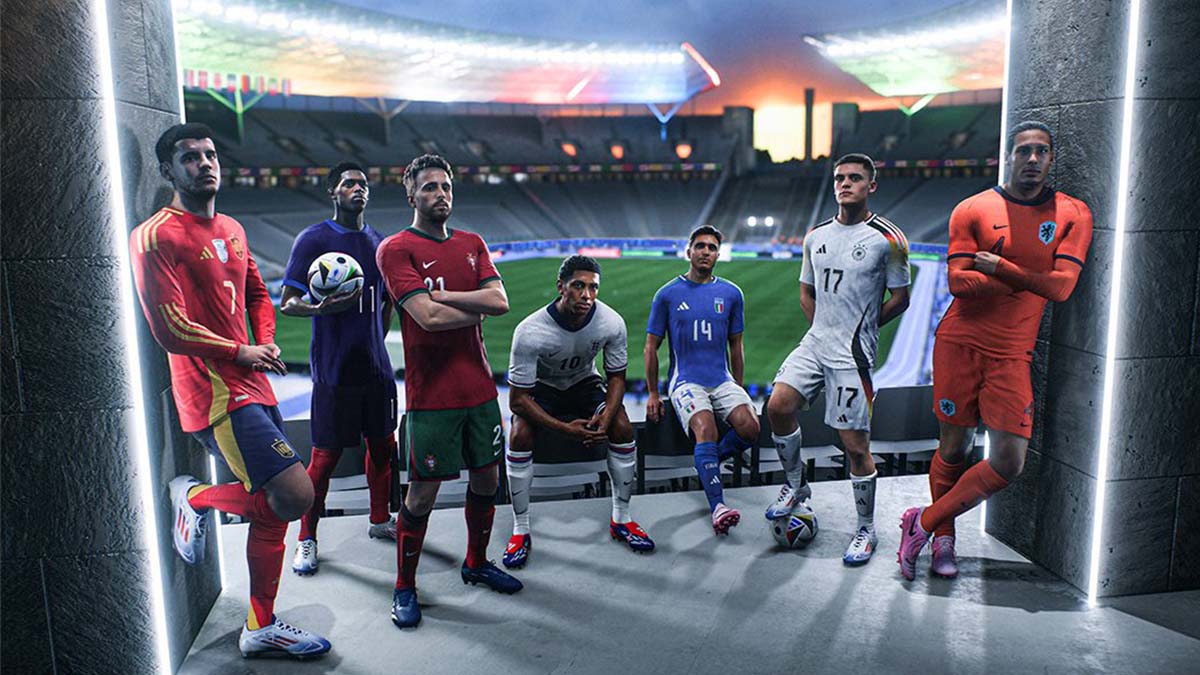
xmin=507 ymin=299 xmax=628 ymax=390
xmin=798 ymin=214 xmax=910 ymax=370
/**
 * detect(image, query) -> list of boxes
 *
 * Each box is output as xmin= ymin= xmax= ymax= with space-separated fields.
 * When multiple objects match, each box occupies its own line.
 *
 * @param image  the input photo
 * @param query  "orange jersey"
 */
xmin=936 ymin=187 xmax=1093 ymax=360
xmin=130 ymin=207 xmax=278 ymax=432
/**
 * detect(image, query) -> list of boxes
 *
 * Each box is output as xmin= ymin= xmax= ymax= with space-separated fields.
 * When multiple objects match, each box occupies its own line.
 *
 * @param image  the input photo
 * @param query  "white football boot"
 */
xmin=167 ymin=475 xmax=207 ymax=565
xmin=239 ymin=616 xmax=331 ymax=659
xmin=292 ymin=538 xmax=318 ymax=576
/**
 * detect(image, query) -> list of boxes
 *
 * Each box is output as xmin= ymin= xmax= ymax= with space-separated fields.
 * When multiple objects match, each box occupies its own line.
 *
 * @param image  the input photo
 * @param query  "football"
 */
xmin=771 ymin=502 xmax=819 ymax=548
xmin=307 ymin=251 xmax=364 ymax=302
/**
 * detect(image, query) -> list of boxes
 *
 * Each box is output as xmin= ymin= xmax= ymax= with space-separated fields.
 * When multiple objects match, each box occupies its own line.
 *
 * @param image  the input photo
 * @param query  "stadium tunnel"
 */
xmin=2 ymin=0 xmax=1199 ymax=672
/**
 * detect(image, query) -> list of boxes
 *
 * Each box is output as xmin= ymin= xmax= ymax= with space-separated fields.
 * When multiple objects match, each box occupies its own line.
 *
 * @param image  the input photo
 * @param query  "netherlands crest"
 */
xmin=714 ymin=297 xmax=725 ymax=314
xmin=1038 ymin=221 xmax=1057 ymax=245
xmin=212 ymin=238 xmax=229 ymax=263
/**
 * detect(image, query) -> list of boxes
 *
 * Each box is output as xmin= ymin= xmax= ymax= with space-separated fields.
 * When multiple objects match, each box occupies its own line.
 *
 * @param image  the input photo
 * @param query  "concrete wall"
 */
xmin=1 ymin=0 xmax=221 ymax=671
xmin=988 ymin=0 xmax=1200 ymax=596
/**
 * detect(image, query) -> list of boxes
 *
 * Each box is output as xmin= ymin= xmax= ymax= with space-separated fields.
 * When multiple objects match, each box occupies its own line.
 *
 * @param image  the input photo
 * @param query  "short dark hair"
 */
xmin=688 ymin=225 xmax=723 ymax=246
xmin=1007 ymin=120 xmax=1054 ymax=152
xmin=327 ymin=161 xmax=367 ymax=192
xmin=155 ymin=123 xmax=216 ymax=164
xmin=834 ymin=153 xmax=876 ymax=181
xmin=403 ymin=154 xmax=453 ymax=198
xmin=558 ymin=255 xmax=601 ymax=282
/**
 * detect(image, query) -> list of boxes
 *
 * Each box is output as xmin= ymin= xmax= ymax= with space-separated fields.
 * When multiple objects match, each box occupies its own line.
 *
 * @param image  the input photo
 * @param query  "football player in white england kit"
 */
xmin=766 ymin=153 xmax=911 ymax=565
xmin=503 ymin=256 xmax=653 ymax=568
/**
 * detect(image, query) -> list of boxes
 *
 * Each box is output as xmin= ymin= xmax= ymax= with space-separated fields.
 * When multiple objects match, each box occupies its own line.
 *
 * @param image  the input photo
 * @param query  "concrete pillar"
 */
xmin=2 ymin=0 xmax=220 ymax=670
xmin=987 ymin=0 xmax=1200 ymax=597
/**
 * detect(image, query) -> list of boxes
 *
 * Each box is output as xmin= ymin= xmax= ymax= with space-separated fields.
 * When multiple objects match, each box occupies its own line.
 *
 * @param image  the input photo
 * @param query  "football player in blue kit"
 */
xmin=644 ymin=226 xmax=761 ymax=535
xmin=280 ymin=161 xmax=399 ymax=575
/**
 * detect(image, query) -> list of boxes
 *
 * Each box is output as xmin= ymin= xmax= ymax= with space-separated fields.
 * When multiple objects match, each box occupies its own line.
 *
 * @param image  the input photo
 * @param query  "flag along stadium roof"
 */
xmin=803 ymin=0 xmax=1005 ymax=98
xmin=173 ymin=0 xmax=720 ymax=104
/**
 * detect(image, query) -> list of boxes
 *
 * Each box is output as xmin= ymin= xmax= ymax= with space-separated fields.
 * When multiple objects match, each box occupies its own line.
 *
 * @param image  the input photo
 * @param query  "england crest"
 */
xmin=212 ymin=238 xmax=229 ymax=263
xmin=1038 ymin=221 xmax=1057 ymax=245
xmin=714 ymin=297 xmax=725 ymax=314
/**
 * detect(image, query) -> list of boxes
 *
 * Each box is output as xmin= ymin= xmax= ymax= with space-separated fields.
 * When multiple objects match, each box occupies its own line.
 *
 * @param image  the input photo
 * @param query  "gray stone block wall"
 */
xmin=1 ymin=1 xmax=220 ymax=671
xmin=990 ymin=0 xmax=1200 ymax=596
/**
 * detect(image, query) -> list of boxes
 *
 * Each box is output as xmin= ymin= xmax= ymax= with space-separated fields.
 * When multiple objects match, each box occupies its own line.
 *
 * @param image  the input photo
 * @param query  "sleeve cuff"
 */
xmin=397 ymin=288 xmax=429 ymax=306
xmin=478 ymin=275 xmax=502 ymax=288
xmin=282 ymin=279 xmax=308 ymax=293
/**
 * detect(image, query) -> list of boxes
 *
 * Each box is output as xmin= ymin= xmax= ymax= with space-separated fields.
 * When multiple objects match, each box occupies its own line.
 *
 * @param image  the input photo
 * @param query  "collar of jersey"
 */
xmin=405 ymin=225 xmax=454 ymax=242
xmin=677 ymin=274 xmax=720 ymax=287
xmin=324 ymin=219 xmax=369 ymax=235
xmin=993 ymin=185 xmax=1055 ymax=207
xmin=546 ymin=299 xmax=597 ymax=332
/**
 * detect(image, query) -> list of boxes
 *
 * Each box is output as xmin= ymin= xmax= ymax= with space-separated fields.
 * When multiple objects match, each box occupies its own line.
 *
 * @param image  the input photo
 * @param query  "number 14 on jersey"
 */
xmin=692 ymin=319 xmax=712 ymax=342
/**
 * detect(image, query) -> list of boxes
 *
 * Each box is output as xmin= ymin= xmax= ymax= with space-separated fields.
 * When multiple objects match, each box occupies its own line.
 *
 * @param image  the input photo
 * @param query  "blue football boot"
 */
xmin=503 ymin=533 xmax=531 ymax=569
xmin=461 ymin=560 xmax=524 ymax=594
xmin=610 ymin=520 xmax=655 ymax=552
xmin=391 ymin=588 xmax=421 ymax=628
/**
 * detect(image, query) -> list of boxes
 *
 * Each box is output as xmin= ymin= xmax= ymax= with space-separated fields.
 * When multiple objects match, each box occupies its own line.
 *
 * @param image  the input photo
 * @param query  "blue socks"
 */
xmin=694 ymin=441 xmax=724 ymax=512
xmin=716 ymin=428 xmax=753 ymax=461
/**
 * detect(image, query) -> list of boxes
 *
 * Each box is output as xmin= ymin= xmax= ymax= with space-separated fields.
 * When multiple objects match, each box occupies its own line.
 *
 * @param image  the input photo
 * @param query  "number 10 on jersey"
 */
xmin=692 ymin=319 xmax=712 ymax=342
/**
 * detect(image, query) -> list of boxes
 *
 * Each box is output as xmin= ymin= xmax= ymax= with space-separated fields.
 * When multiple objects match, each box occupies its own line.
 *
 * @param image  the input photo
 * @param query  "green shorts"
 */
xmin=403 ymin=399 xmax=504 ymax=481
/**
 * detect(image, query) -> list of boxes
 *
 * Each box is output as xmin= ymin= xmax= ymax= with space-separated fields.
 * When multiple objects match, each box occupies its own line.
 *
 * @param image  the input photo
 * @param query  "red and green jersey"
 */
xmin=376 ymin=227 xmax=501 ymax=411
xmin=130 ymin=207 xmax=278 ymax=432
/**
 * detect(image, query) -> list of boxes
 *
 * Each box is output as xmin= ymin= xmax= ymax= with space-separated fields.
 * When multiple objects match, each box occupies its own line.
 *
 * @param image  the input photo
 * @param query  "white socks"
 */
xmin=771 ymin=427 xmax=805 ymax=489
xmin=851 ymin=470 xmax=877 ymax=530
xmin=506 ymin=450 xmax=532 ymax=535
xmin=607 ymin=442 xmax=637 ymax=523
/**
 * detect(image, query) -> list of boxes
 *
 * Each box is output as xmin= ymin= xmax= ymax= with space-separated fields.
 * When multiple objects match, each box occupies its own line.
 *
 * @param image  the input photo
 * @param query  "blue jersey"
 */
xmin=282 ymin=220 xmax=392 ymax=386
xmin=647 ymin=275 xmax=744 ymax=389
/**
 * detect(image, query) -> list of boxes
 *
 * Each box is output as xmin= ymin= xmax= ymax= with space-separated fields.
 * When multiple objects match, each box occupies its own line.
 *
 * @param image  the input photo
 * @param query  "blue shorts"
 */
xmin=310 ymin=379 xmax=398 ymax=449
xmin=530 ymin=376 xmax=608 ymax=421
xmin=192 ymin=404 xmax=301 ymax=493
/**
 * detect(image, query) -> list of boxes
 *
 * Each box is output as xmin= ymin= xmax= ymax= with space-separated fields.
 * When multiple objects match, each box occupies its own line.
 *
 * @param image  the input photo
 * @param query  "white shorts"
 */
xmin=774 ymin=341 xmax=875 ymax=431
xmin=669 ymin=380 xmax=754 ymax=432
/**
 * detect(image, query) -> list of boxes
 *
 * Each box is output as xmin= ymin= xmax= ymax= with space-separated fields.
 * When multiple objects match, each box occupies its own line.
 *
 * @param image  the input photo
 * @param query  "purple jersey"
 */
xmin=283 ymin=220 xmax=393 ymax=386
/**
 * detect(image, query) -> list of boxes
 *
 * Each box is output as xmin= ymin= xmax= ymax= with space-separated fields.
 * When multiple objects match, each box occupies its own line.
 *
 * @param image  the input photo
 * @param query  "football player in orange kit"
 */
xmin=897 ymin=121 xmax=1094 ymax=580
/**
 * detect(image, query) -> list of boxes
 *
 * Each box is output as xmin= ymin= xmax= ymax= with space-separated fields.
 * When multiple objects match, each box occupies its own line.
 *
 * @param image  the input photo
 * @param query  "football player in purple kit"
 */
xmin=280 ymin=161 xmax=398 ymax=576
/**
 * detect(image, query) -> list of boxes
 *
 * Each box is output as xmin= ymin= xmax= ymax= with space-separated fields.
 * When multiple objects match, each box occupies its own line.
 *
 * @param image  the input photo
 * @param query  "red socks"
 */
xmin=298 ymin=448 xmax=340 ymax=541
xmin=364 ymin=435 xmax=395 ymax=525
xmin=928 ymin=452 xmax=966 ymax=538
xmin=246 ymin=518 xmax=287 ymax=630
xmin=463 ymin=489 xmax=496 ymax=570
xmin=395 ymin=505 xmax=429 ymax=590
xmin=188 ymin=483 xmax=288 ymax=630
xmin=921 ymin=460 xmax=1009 ymax=534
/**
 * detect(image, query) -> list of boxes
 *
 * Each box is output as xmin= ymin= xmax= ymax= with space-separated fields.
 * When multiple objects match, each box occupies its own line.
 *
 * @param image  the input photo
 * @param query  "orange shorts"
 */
xmin=931 ymin=340 xmax=1033 ymax=438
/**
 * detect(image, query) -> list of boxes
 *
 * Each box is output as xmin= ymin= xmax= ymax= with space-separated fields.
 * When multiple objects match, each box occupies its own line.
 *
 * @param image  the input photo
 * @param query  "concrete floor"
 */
xmin=180 ymin=475 xmax=1200 ymax=674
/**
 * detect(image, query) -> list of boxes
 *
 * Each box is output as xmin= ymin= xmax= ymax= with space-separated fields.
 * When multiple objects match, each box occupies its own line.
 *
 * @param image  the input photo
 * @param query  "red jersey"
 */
xmin=130 ymin=207 xmax=278 ymax=432
xmin=377 ymin=227 xmax=501 ymax=411
xmin=937 ymin=187 xmax=1093 ymax=360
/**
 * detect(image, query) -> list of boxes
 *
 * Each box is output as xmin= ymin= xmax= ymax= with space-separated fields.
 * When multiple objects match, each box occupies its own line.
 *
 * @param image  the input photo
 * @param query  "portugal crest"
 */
xmin=212 ymin=238 xmax=229 ymax=263
xmin=1038 ymin=221 xmax=1057 ymax=245
xmin=465 ymin=252 xmax=478 ymax=270
xmin=714 ymin=297 xmax=725 ymax=314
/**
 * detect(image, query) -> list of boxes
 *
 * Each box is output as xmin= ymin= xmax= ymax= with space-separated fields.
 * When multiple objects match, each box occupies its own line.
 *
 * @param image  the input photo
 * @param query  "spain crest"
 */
xmin=229 ymin=235 xmax=245 ymax=260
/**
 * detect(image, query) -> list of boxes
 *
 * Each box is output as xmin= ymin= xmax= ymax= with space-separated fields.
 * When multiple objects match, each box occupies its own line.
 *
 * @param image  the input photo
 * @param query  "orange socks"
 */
xmin=928 ymin=452 xmax=965 ymax=537
xmin=920 ymin=460 xmax=1008 ymax=534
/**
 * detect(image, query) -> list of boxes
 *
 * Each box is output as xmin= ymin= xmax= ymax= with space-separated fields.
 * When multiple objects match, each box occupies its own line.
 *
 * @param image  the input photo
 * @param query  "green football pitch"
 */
xmin=272 ymin=257 xmax=909 ymax=385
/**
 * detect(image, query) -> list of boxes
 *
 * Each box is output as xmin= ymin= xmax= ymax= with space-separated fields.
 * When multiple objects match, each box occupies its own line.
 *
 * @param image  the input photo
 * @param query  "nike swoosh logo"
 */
xmin=511 ymin=491 xmax=525 ymax=498
xmin=907 ymin=522 xmax=918 ymax=537
xmin=992 ymin=224 xmax=1008 ymax=230
xmin=404 ymin=551 xmax=417 ymax=557
xmin=422 ymin=261 xmax=437 ymax=269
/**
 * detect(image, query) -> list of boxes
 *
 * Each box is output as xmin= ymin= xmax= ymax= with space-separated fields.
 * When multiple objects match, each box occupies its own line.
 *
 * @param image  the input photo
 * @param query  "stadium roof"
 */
xmin=803 ymin=0 xmax=1005 ymax=98
xmin=173 ymin=0 xmax=720 ymax=104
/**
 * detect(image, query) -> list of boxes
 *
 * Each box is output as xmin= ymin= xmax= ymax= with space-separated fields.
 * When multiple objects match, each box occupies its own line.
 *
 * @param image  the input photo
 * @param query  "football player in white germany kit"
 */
xmin=503 ymin=255 xmax=654 ymax=568
xmin=766 ymin=153 xmax=911 ymax=565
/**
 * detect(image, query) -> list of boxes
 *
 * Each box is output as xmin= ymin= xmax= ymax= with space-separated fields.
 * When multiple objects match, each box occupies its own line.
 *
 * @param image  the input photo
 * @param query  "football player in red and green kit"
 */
xmin=377 ymin=154 xmax=523 ymax=629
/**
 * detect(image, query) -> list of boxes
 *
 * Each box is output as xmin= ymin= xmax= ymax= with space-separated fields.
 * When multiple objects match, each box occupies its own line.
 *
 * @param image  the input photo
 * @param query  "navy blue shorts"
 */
xmin=310 ymin=379 xmax=398 ymax=449
xmin=531 ymin=376 xmax=608 ymax=421
xmin=192 ymin=404 xmax=301 ymax=493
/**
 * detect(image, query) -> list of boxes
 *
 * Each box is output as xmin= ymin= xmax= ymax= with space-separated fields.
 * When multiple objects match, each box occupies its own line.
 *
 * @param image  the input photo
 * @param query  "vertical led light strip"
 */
xmin=169 ymin=0 xmax=228 ymax=591
xmin=1087 ymin=0 xmax=1141 ymax=607
xmin=92 ymin=0 xmax=173 ymax=671
xmin=983 ymin=0 xmax=1014 ymax=533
